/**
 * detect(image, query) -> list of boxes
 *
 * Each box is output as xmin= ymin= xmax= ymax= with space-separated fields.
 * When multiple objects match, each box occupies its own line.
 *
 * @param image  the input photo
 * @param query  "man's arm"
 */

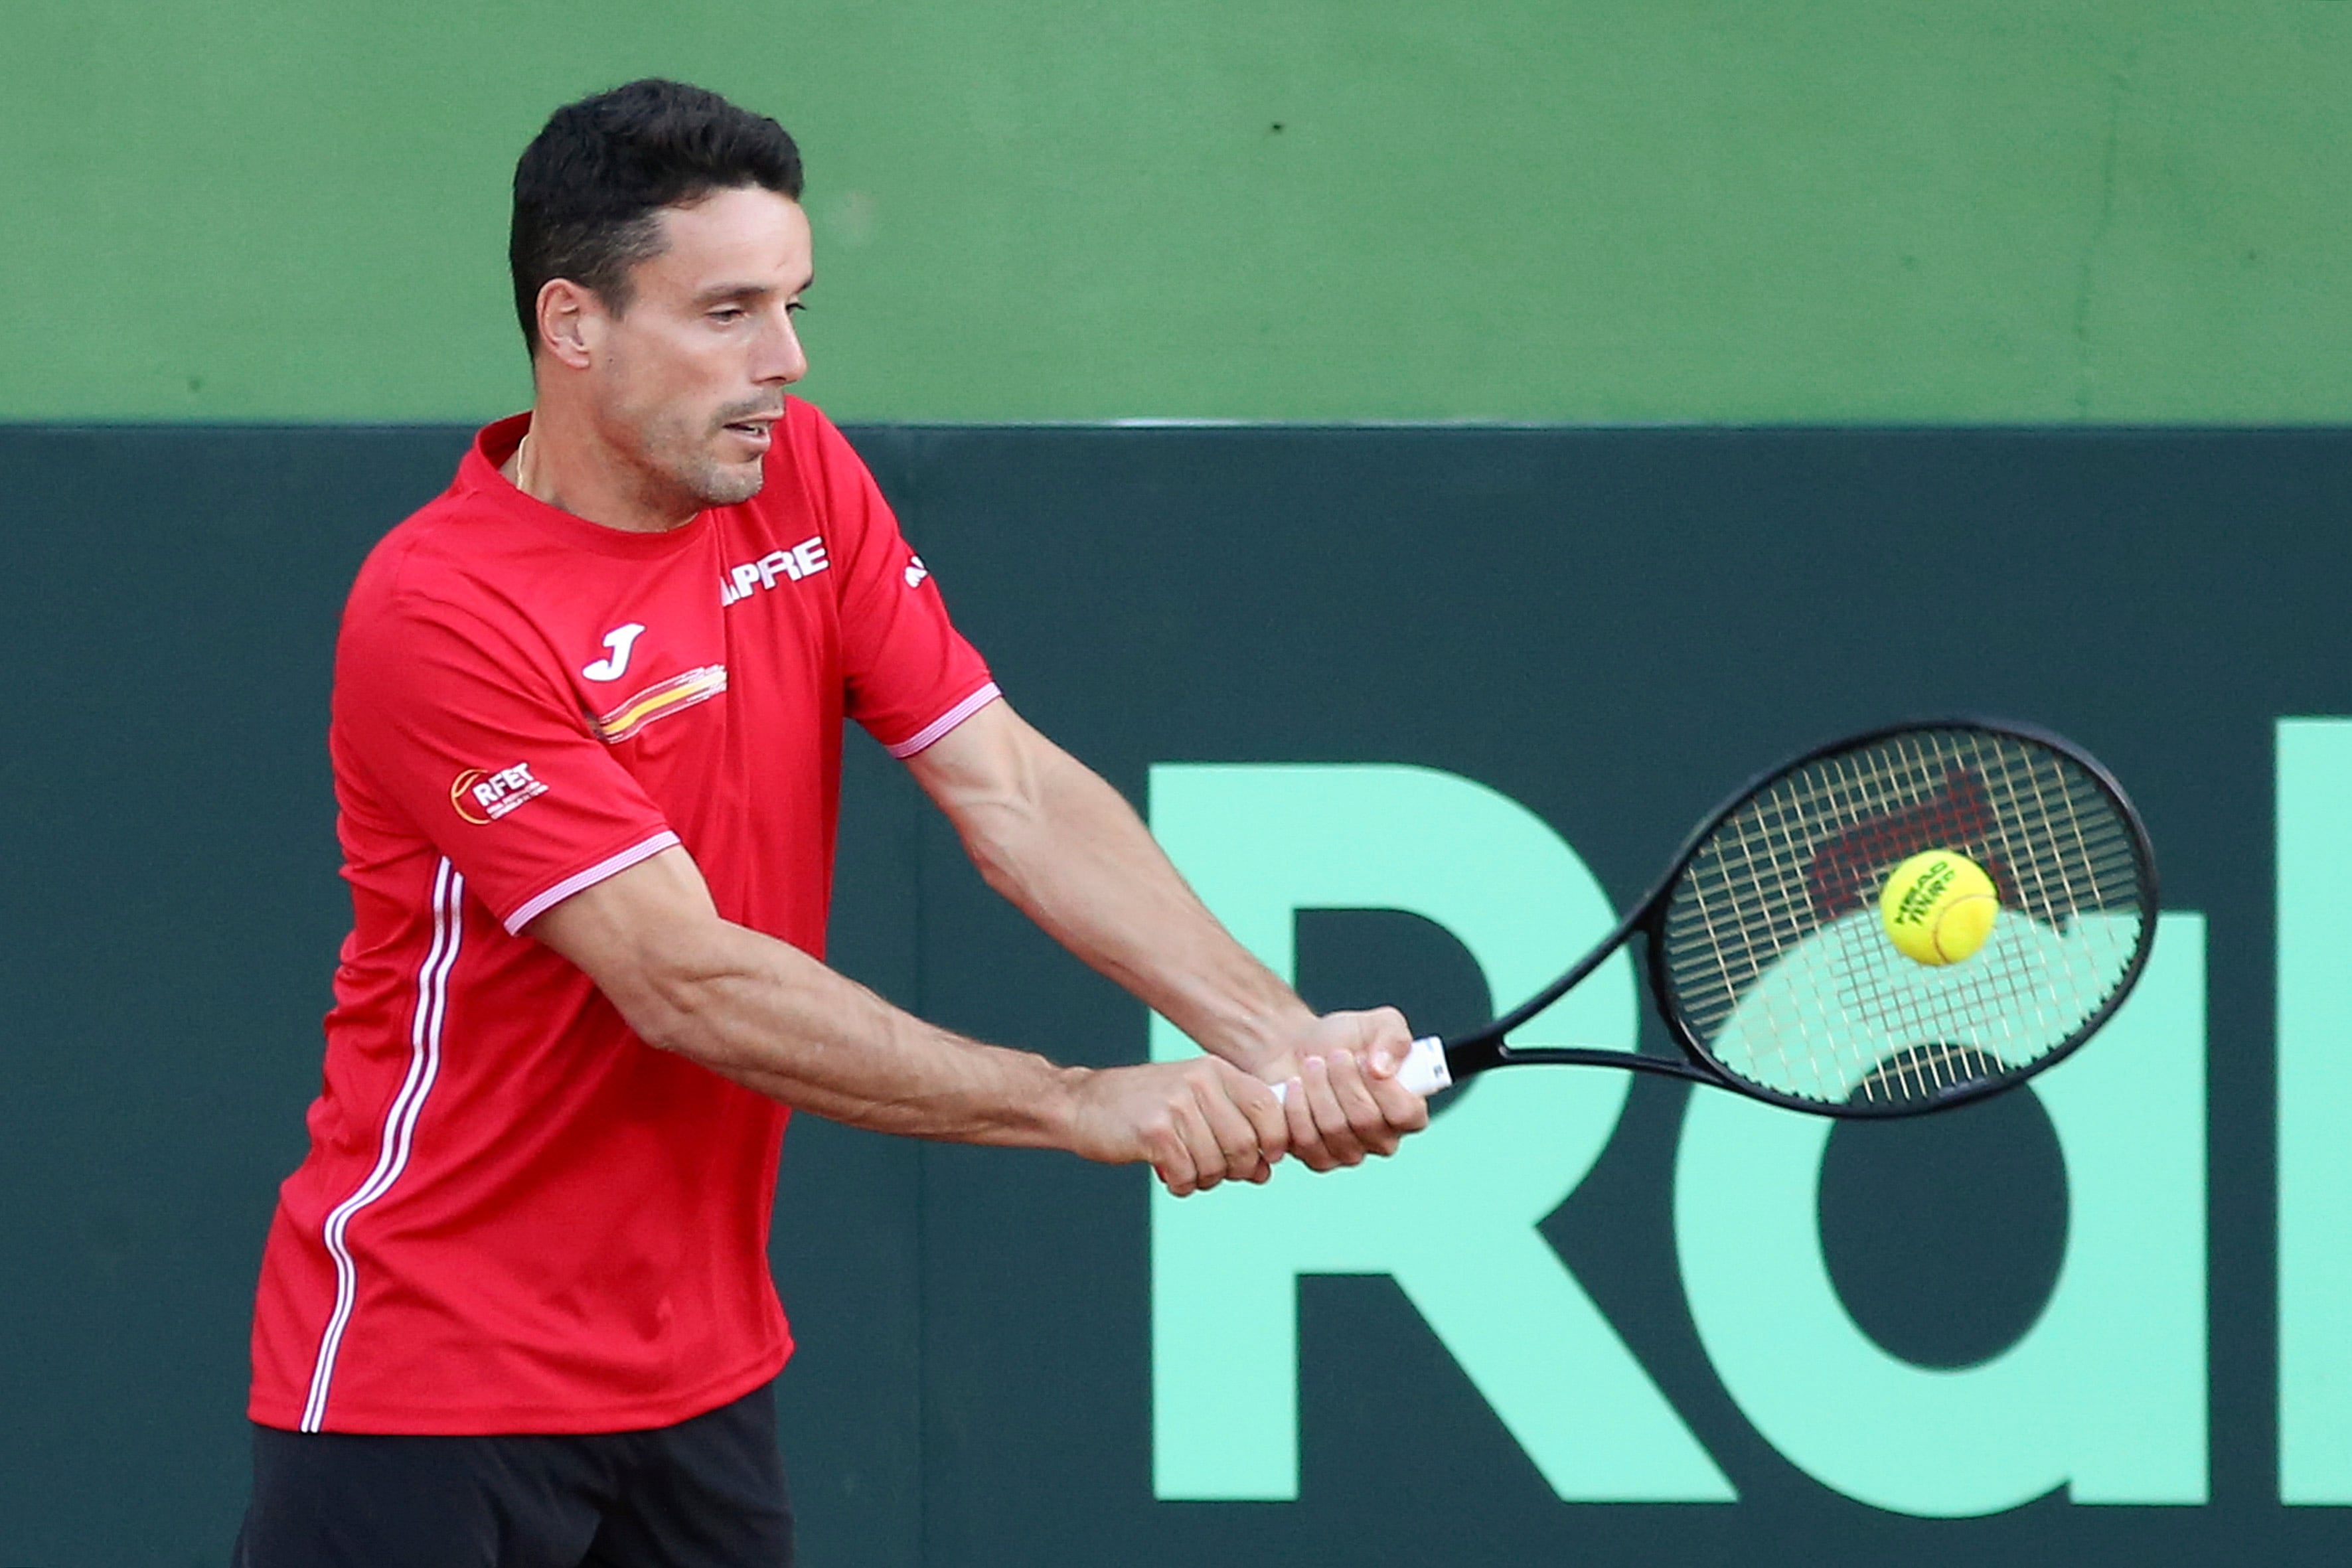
xmin=902 ymin=698 xmax=1430 ymax=1168
xmin=526 ymin=846 xmax=1289 ymax=1196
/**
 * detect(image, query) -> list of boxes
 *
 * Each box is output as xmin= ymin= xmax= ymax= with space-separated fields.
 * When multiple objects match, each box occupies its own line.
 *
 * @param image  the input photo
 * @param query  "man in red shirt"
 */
xmin=236 ymin=79 xmax=1427 ymax=1566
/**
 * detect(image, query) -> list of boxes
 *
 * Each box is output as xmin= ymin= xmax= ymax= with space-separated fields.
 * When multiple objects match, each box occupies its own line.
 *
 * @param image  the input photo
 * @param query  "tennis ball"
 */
xmin=1879 ymin=849 xmax=1999 ymax=966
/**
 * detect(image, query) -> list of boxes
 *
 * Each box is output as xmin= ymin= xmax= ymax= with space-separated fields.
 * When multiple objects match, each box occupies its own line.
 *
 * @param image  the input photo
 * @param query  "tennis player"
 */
xmin=233 ymin=78 xmax=1427 ymax=1566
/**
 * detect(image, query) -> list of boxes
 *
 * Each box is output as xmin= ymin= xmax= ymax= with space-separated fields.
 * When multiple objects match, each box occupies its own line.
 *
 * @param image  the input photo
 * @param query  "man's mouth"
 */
xmin=719 ymin=414 xmax=779 ymax=453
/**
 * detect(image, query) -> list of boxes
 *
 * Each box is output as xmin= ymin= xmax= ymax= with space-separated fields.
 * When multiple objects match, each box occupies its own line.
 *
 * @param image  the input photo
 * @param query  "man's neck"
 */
xmin=501 ymin=406 xmax=700 ymax=535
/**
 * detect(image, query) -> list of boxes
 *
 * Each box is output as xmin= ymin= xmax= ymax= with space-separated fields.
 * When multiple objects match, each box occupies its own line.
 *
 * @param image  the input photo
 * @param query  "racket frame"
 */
xmin=1437 ymin=717 xmax=2159 ymax=1117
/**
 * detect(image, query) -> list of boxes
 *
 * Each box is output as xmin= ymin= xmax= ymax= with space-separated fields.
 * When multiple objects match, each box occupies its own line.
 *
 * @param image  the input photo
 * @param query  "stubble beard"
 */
xmin=633 ymin=406 xmax=769 ymax=514
xmin=686 ymin=451 xmax=766 ymax=507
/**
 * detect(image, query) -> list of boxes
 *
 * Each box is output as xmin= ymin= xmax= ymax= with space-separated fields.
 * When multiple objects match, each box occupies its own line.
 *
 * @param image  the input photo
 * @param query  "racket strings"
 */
xmin=1658 ymin=729 xmax=2148 ymax=1108
xmin=1693 ymin=747 xmax=2079 ymax=1071
xmin=1860 ymin=739 xmax=2069 ymax=1087
xmin=1717 ymin=737 xmax=2132 ymax=1102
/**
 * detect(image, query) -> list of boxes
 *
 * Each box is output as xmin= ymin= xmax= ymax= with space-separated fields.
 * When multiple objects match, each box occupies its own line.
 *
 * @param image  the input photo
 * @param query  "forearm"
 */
xmin=545 ymin=882 xmax=1079 ymax=1146
xmin=941 ymin=735 xmax=1311 ymax=1074
xmin=934 ymin=736 xmax=1431 ymax=1170
xmin=529 ymin=844 xmax=1293 ymax=1193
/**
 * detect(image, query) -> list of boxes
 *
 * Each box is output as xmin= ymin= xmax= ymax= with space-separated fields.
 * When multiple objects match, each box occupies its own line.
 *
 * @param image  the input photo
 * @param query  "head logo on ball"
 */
xmin=1879 ymin=848 xmax=2000 ymax=965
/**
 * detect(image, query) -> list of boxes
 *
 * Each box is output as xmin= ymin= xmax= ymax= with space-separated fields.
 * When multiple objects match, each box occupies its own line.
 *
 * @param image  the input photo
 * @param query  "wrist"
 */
xmin=1042 ymin=1061 xmax=1095 ymax=1154
xmin=1204 ymin=995 xmax=1317 ymax=1077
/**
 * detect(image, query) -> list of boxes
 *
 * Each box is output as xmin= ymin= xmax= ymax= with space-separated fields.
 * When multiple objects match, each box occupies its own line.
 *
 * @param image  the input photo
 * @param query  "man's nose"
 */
xmin=757 ymin=314 xmax=807 ymax=385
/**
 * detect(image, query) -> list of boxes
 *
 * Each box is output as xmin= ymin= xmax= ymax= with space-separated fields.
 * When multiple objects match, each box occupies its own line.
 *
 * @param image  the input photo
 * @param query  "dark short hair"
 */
xmin=509 ymin=78 xmax=805 ymax=354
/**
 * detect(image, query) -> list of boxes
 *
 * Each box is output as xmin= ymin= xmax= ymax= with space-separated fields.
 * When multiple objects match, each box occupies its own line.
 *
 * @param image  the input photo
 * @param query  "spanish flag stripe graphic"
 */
xmin=593 ymin=665 xmax=728 ymax=744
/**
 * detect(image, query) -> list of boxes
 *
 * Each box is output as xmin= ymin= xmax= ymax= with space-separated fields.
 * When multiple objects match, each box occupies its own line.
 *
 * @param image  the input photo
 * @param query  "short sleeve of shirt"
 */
xmin=799 ymin=408 xmax=998 ymax=755
xmin=335 ymin=580 xmax=681 ymax=933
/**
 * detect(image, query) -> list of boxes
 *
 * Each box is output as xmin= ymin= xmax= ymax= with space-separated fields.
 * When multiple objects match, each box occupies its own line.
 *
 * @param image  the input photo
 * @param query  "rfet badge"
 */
xmin=451 ymin=763 xmax=548 ymax=824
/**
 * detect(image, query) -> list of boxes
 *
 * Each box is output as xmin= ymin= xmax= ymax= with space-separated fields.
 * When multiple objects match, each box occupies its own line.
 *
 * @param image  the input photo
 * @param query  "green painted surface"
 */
xmin=5 ymin=2 xmax=2350 ymax=422
xmin=1146 ymin=764 xmax=1727 ymax=1503
xmin=2278 ymin=721 xmax=2352 ymax=1504
xmin=1679 ymin=918 xmax=2209 ymax=1514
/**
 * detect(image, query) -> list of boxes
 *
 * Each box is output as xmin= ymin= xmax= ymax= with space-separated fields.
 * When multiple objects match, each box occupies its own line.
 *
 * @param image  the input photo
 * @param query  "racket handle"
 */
xmin=1270 ymin=1036 xmax=1452 ymax=1104
xmin=1395 ymin=1035 xmax=1454 ymax=1095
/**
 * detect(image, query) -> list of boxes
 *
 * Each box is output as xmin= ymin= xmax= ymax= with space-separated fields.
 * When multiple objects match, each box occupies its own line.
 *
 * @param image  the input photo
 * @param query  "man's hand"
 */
xmin=1262 ymin=1008 xmax=1431 ymax=1172
xmin=1066 ymin=1055 xmax=1291 ymax=1197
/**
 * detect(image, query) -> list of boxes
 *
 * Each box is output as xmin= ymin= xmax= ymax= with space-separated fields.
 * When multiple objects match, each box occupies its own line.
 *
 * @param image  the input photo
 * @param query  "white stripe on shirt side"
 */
xmin=502 ymin=828 xmax=683 ymax=934
xmin=884 ymin=681 xmax=1003 ymax=759
xmin=299 ymin=857 xmax=463 ymax=1433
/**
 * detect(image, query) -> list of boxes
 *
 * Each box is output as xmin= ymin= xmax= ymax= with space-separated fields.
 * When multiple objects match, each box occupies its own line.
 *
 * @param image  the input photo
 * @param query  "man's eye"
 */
xmin=785 ymin=300 xmax=808 ymax=316
xmin=710 ymin=307 xmax=745 ymax=324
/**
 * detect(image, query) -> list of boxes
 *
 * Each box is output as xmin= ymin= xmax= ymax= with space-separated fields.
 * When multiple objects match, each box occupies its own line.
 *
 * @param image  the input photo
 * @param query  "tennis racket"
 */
xmin=1331 ymin=720 xmax=2156 ymax=1117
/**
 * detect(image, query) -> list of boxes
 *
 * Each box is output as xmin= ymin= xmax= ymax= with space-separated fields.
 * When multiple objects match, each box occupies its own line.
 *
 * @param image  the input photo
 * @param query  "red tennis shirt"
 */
xmin=248 ymin=401 xmax=997 ymax=1435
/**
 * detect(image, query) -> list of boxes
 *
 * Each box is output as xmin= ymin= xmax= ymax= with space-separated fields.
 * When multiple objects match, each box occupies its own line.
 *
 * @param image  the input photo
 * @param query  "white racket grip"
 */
xmin=1271 ymin=1036 xmax=1451 ymax=1103
xmin=1395 ymin=1035 xmax=1453 ymax=1095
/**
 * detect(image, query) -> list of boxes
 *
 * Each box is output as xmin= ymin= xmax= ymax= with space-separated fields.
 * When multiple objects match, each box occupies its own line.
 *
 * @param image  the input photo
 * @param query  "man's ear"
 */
xmin=535 ymin=279 xmax=600 ymax=370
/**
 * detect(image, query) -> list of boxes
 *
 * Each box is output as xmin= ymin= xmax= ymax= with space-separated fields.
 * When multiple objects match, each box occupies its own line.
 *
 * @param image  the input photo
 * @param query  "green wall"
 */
xmin=6 ymin=1 xmax=2349 ymax=425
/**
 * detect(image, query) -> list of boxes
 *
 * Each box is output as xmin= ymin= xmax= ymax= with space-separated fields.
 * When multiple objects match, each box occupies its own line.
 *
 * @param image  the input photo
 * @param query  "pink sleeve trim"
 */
xmin=884 ymin=682 xmax=1004 ymax=759
xmin=503 ymin=830 xmax=683 ymax=934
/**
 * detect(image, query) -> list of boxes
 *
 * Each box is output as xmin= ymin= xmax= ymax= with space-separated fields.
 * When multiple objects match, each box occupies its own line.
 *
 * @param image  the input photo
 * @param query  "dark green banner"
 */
xmin=2 ymin=425 xmax=2348 ymax=1565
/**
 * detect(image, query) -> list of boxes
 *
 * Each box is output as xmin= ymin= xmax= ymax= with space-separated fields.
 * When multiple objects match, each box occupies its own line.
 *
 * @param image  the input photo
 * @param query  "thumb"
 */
xmin=1362 ymin=1011 xmax=1412 ymax=1077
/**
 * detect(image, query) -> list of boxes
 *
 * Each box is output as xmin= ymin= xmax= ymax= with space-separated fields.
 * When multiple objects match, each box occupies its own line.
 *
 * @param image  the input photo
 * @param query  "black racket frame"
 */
xmin=1434 ymin=718 xmax=2160 ymax=1118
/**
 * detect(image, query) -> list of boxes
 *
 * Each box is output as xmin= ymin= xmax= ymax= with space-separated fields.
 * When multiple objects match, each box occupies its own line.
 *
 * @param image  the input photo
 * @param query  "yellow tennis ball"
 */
xmin=1879 ymin=849 xmax=1999 ymax=966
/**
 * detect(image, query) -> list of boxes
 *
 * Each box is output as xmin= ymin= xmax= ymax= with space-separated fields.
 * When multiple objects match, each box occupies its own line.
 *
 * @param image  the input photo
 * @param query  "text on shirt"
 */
xmin=721 ymin=536 xmax=830 ymax=606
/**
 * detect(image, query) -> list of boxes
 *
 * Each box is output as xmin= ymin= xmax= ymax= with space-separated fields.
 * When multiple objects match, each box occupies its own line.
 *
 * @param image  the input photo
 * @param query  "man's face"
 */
xmin=586 ymin=185 xmax=812 ymax=510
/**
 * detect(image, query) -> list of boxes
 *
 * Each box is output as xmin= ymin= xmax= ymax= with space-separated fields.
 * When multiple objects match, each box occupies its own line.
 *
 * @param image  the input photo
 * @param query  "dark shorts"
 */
xmin=232 ymin=1379 xmax=793 ymax=1568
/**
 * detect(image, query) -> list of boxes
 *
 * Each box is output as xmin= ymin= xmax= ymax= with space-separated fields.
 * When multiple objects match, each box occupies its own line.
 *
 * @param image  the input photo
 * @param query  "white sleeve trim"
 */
xmin=503 ymin=830 xmax=683 ymax=934
xmin=884 ymin=681 xmax=1004 ymax=759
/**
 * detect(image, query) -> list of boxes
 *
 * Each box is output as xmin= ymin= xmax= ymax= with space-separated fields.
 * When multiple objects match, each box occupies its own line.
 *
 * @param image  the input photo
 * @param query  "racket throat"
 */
xmin=1480 ymin=1041 xmax=1714 ymax=1085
